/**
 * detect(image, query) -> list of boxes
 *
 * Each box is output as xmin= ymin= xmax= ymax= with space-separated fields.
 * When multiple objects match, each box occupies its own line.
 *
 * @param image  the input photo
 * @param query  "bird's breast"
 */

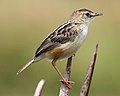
xmin=46 ymin=26 xmax=88 ymax=60
xmin=70 ymin=25 xmax=88 ymax=50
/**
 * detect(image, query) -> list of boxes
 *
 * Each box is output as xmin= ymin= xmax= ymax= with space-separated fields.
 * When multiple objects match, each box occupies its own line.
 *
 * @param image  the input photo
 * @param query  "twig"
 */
xmin=34 ymin=79 xmax=45 ymax=96
xmin=33 ymin=43 xmax=98 ymax=96
xmin=59 ymin=56 xmax=73 ymax=96
xmin=80 ymin=43 xmax=99 ymax=96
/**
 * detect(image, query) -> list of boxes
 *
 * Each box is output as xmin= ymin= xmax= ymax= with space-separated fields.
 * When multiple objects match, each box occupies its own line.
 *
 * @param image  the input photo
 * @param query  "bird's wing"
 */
xmin=35 ymin=22 xmax=79 ymax=57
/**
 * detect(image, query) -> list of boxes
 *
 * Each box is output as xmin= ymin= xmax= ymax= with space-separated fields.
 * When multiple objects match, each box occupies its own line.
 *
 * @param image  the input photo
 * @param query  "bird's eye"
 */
xmin=86 ymin=13 xmax=92 ymax=17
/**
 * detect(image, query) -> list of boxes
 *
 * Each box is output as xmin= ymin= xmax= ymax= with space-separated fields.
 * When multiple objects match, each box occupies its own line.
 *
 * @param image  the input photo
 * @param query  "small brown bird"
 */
xmin=17 ymin=8 xmax=102 ymax=89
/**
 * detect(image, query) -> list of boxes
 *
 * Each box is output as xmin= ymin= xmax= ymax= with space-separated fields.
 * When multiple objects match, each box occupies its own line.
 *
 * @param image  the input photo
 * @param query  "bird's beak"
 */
xmin=94 ymin=13 xmax=103 ymax=17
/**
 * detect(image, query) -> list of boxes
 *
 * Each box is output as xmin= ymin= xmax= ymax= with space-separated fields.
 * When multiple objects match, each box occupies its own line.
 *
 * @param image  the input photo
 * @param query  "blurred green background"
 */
xmin=0 ymin=0 xmax=120 ymax=96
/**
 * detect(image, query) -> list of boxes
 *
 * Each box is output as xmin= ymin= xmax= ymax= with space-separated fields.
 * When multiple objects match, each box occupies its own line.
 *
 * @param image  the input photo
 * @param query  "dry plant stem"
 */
xmin=59 ymin=56 xmax=72 ymax=96
xmin=80 ymin=43 xmax=99 ymax=96
xmin=34 ymin=79 xmax=45 ymax=96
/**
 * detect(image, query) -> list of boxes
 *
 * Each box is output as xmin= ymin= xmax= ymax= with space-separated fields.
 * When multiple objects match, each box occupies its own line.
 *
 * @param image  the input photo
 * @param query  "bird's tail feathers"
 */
xmin=16 ymin=59 xmax=35 ymax=75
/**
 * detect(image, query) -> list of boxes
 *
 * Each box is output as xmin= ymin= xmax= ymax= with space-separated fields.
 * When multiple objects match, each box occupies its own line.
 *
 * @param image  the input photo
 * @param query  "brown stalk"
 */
xmin=59 ymin=56 xmax=73 ymax=96
xmin=80 ymin=43 xmax=99 ymax=96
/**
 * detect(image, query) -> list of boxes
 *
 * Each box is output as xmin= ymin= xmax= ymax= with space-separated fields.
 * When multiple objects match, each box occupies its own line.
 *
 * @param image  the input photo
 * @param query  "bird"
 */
xmin=17 ymin=8 xmax=102 ymax=89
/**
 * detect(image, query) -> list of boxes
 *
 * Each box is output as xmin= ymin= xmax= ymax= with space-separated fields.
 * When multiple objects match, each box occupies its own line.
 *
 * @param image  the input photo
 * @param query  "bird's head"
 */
xmin=69 ymin=8 xmax=103 ymax=24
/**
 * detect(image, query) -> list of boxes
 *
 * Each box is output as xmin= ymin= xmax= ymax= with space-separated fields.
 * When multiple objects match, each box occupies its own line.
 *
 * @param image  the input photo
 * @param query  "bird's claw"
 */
xmin=60 ymin=80 xmax=75 ymax=89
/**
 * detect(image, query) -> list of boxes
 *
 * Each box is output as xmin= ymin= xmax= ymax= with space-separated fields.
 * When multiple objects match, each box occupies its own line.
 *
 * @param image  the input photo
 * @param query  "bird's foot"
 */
xmin=60 ymin=80 xmax=75 ymax=89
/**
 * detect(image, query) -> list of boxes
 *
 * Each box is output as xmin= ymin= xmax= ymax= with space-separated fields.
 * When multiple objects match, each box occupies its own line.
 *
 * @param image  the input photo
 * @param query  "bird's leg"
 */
xmin=52 ymin=59 xmax=72 ymax=89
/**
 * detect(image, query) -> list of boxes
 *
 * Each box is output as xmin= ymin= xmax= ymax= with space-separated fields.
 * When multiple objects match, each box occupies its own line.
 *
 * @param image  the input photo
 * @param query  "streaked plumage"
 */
xmin=17 ymin=8 xmax=102 ymax=89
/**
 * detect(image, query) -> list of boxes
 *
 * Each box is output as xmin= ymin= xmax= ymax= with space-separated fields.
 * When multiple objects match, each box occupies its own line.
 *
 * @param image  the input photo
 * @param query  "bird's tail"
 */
xmin=16 ymin=59 xmax=35 ymax=75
